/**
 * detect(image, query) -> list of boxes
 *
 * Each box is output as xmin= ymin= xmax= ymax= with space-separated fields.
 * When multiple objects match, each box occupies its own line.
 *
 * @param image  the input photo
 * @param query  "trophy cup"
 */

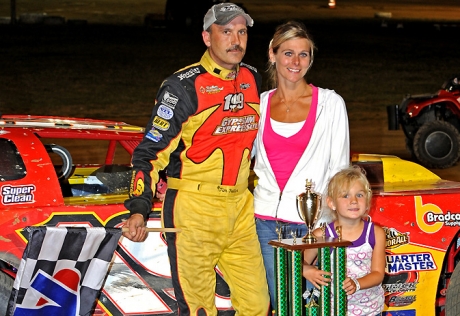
xmin=296 ymin=179 xmax=321 ymax=243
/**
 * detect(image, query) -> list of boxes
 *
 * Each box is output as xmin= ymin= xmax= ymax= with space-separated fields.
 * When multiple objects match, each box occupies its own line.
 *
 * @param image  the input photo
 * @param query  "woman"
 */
xmin=253 ymin=20 xmax=350 ymax=310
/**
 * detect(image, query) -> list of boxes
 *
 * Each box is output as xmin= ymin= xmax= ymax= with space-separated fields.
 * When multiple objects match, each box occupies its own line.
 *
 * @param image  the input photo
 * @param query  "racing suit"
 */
xmin=125 ymin=50 xmax=270 ymax=315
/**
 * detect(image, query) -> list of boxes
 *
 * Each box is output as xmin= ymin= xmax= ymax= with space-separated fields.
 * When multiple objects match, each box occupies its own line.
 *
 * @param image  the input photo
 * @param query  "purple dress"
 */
xmin=326 ymin=220 xmax=384 ymax=315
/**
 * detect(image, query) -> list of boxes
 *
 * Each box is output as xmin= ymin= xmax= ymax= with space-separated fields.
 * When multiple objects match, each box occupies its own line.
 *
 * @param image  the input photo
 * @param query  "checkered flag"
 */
xmin=6 ymin=226 xmax=121 ymax=316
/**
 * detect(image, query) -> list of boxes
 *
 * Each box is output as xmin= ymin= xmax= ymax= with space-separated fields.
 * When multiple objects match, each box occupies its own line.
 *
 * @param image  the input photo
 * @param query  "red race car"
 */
xmin=0 ymin=115 xmax=237 ymax=315
xmin=2 ymin=115 xmax=460 ymax=315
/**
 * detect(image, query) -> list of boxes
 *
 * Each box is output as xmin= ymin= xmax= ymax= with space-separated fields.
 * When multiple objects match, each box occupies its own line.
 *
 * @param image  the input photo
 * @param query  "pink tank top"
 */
xmin=263 ymin=85 xmax=318 ymax=191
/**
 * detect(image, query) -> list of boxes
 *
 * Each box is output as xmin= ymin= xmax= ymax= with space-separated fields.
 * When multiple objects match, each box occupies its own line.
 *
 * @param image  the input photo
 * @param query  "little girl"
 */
xmin=303 ymin=166 xmax=385 ymax=315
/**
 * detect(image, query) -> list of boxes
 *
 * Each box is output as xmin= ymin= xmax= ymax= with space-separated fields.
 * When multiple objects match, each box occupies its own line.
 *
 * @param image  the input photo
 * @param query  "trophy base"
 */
xmin=302 ymin=234 xmax=317 ymax=243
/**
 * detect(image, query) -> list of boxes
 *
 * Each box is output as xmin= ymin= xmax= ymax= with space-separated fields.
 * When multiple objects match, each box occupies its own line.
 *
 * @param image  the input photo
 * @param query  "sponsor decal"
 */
xmin=0 ymin=130 xmax=9 ymax=135
xmin=213 ymin=115 xmax=258 ymax=135
xmin=383 ymin=251 xmax=419 ymax=307
xmin=162 ymin=91 xmax=179 ymax=109
xmin=386 ymin=252 xmax=436 ymax=274
xmin=146 ymin=128 xmax=163 ymax=142
xmin=14 ymin=268 xmax=80 ymax=314
xmin=223 ymin=93 xmax=244 ymax=112
xmin=157 ymin=104 xmax=174 ymax=120
xmin=383 ymin=281 xmax=418 ymax=294
xmin=414 ymin=195 xmax=454 ymax=233
xmin=131 ymin=171 xmax=145 ymax=196
xmin=177 ymin=67 xmax=200 ymax=80
xmin=240 ymin=62 xmax=257 ymax=72
xmin=204 ymin=85 xmax=223 ymax=94
xmin=219 ymin=4 xmax=244 ymax=13
xmin=1 ymin=184 xmax=35 ymax=204
xmin=387 ymin=295 xmax=416 ymax=307
xmin=384 ymin=227 xmax=410 ymax=249
xmin=152 ymin=116 xmax=170 ymax=131
xmin=382 ymin=309 xmax=416 ymax=315
xmin=426 ymin=211 xmax=460 ymax=227
xmin=240 ymin=83 xmax=250 ymax=90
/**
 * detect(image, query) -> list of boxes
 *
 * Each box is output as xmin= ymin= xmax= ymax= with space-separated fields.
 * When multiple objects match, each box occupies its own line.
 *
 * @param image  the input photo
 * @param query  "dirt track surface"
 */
xmin=2 ymin=0 xmax=460 ymax=25
xmin=246 ymin=0 xmax=460 ymax=23
xmin=1 ymin=0 xmax=460 ymax=181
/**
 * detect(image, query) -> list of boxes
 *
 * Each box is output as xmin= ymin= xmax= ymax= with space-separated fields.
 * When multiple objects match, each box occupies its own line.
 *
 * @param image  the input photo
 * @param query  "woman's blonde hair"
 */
xmin=327 ymin=166 xmax=372 ymax=210
xmin=267 ymin=21 xmax=316 ymax=89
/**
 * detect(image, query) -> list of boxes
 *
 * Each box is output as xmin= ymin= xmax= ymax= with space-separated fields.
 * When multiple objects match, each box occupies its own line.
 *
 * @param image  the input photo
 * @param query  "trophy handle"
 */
xmin=314 ymin=195 xmax=323 ymax=223
xmin=296 ymin=195 xmax=305 ymax=222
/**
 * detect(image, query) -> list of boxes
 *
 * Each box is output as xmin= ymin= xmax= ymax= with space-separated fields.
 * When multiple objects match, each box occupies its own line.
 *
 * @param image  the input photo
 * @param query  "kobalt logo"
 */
xmin=157 ymin=104 xmax=174 ymax=119
xmin=2 ymin=184 xmax=35 ymax=204
xmin=177 ymin=68 xmax=200 ymax=80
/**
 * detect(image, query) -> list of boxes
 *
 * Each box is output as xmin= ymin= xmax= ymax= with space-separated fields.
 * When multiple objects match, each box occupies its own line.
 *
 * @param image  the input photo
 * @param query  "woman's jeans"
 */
xmin=256 ymin=218 xmax=308 ymax=312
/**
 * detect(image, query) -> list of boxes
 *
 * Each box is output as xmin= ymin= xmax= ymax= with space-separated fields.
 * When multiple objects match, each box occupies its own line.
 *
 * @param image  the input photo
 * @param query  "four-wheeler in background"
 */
xmin=387 ymin=75 xmax=460 ymax=169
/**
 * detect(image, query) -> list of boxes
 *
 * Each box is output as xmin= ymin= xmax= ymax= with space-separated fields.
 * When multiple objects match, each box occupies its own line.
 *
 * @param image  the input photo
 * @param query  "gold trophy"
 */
xmin=296 ymin=179 xmax=321 ymax=243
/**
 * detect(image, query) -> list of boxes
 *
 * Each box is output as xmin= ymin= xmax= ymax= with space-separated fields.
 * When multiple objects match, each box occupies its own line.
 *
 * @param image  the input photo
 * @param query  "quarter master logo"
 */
xmin=386 ymin=252 xmax=436 ymax=274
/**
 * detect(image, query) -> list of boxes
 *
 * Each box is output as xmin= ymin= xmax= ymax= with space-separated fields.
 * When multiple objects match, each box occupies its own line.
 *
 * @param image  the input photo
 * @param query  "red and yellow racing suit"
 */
xmin=125 ymin=51 xmax=270 ymax=315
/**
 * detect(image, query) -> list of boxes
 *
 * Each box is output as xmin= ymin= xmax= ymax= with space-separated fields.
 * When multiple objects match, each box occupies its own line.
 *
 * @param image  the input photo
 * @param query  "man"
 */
xmin=122 ymin=3 xmax=270 ymax=315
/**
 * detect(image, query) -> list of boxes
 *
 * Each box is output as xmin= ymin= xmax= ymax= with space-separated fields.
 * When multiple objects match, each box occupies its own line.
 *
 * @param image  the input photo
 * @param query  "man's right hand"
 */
xmin=122 ymin=213 xmax=148 ymax=242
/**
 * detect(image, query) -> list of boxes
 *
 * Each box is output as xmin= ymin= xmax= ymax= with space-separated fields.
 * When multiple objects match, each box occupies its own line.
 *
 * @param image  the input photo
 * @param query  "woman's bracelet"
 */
xmin=350 ymin=277 xmax=361 ymax=291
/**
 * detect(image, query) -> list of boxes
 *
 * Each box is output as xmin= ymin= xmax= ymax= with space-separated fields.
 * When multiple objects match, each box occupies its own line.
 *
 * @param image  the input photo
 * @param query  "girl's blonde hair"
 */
xmin=267 ymin=21 xmax=316 ymax=89
xmin=327 ymin=166 xmax=372 ymax=209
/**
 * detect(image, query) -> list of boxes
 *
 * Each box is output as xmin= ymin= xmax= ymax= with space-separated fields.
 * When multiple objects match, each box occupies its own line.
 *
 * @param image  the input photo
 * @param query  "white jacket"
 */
xmin=253 ymin=87 xmax=350 ymax=223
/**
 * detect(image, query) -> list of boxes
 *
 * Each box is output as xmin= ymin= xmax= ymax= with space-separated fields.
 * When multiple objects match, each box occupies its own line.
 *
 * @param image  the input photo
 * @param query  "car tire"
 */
xmin=0 ymin=271 xmax=14 ymax=315
xmin=446 ymin=263 xmax=460 ymax=315
xmin=413 ymin=120 xmax=460 ymax=169
xmin=46 ymin=144 xmax=73 ymax=179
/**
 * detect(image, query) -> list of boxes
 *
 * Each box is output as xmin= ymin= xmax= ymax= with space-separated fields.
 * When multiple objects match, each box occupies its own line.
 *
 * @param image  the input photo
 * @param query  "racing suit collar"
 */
xmin=201 ymin=50 xmax=240 ymax=80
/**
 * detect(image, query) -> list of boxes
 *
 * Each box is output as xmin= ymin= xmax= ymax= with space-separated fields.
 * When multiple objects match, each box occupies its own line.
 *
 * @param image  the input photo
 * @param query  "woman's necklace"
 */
xmin=280 ymin=86 xmax=306 ymax=113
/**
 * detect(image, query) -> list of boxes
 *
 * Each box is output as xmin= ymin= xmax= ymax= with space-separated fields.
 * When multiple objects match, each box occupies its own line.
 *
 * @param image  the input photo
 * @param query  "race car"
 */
xmin=353 ymin=153 xmax=460 ymax=316
xmin=1 ymin=114 xmax=460 ymax=315
xmin=0 ymin=114 xmax=229 ymax=315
